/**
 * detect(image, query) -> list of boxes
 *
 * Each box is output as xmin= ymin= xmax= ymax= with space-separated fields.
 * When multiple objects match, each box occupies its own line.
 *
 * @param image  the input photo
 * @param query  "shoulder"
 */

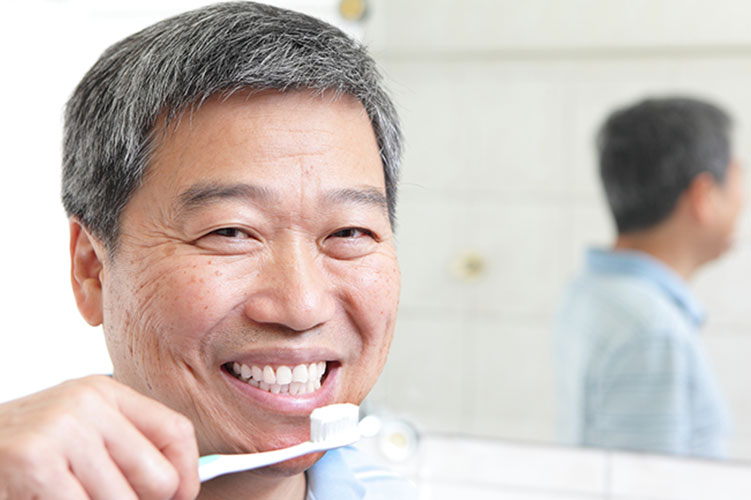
xmin=308 ymin=446 xmax=418 ymax=500
xmin=557 ymin=271 xmax=691 ymax=339
xmin=340 ymin=446 xmax=418 ymax=499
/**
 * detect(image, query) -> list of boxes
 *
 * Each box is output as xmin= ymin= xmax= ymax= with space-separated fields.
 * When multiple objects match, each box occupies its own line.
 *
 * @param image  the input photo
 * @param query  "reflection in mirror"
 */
xmin=553 ymin=97 xmax=738 ymax=459
xmin=362 ymin=0 xmax=751 ymax=464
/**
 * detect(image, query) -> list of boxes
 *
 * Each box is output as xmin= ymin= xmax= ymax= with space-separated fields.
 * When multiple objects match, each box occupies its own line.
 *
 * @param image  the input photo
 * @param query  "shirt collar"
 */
xmin=586 ymin=247 xmax=706 ymax=326
xmin=306 ymin=448 xmax=365 ymax=500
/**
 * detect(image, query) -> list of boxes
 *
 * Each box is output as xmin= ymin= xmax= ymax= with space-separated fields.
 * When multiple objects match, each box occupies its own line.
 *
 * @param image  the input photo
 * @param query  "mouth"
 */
xmin=222 ymin=361 xmax=330 ymax=396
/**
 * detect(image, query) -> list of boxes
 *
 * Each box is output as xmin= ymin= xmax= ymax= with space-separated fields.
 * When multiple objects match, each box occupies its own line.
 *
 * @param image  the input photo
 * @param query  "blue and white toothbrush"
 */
xmin=198 ymin=403 xmax=360 ymax=482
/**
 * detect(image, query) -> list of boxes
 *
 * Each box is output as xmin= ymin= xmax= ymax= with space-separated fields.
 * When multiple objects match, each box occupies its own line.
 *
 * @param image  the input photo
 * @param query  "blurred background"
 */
xmin=366 ymin=0 xmax=751 ymax=460
xmin=3 ymin=0 xmax=751 ymax=497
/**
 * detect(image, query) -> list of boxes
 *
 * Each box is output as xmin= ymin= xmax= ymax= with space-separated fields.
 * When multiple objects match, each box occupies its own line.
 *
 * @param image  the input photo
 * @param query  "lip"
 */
xmin=219 ymin=348 xmax=343 ymax=415
xmin=224 ymin=346 xmax=341 ymax=368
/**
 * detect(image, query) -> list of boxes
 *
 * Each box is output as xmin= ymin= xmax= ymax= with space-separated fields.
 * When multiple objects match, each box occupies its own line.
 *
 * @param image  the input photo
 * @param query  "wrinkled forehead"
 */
xmin=130 ymin=88 xmax=386 ymax=216
xmin=155 ymin=88 xmax=370 ymax=147
xmin=147 ymin=88 xmax=378 ymax=174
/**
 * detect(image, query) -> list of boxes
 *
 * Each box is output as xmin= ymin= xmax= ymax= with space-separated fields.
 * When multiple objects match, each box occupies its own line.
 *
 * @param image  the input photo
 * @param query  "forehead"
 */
xmin=144 ymin=89 xmax=385 ymax=198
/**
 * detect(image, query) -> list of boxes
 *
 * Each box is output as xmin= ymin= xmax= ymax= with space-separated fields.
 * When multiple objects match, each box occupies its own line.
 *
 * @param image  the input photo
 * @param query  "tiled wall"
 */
xmin=363 ymin=0 xmax=751 ymax=460
xmin=358 ymin=432 xmax=751 ymax=500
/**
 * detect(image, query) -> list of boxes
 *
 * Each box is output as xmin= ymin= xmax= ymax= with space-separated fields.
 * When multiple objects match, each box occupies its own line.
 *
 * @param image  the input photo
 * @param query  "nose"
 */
xmin=243 ymin=239 xmax=336 ymax=332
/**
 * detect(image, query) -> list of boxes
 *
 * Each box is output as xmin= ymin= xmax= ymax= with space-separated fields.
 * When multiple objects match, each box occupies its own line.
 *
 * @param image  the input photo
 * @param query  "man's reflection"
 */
xmin=553 ymin=97 xmax=742 ymax=458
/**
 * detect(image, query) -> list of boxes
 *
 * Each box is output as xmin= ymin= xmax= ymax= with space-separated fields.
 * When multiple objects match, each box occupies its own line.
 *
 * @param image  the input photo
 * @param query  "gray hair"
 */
xmin=597 ymin=96 xmax=732 ymax=234
xmin=62 ymin=1 xmax=401 ymax=253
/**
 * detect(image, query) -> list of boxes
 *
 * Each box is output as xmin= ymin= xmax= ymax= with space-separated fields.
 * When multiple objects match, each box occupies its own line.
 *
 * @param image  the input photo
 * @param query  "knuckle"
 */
xmin=2 ymin=436 xmax=42 ymax=469
xmin=146 ymin=466 xmax=179 ymax=500
xmin=81 ymin=373 xmax=115 ymax=388
xmin=45 ymin=414 xmax=74 ymax=442
xmin=170 ymin=415 xmax=196 ymax=441
xmin=0 ymin=436 xmax=55 ymax=487
xmin=60 ymin=379 xmax=105 ymax=409
xmin=159 ymin=413 xmax=195 ymax=446
xmin=178 ymin=478 xmax=201 ymax=500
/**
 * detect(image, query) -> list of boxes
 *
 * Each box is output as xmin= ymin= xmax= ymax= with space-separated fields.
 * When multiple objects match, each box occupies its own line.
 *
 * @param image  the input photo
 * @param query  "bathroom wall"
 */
xmin=357 ymin=431 xmax=751 ymax=500
xmin=363 ymin=0 xmax=751 ymax=460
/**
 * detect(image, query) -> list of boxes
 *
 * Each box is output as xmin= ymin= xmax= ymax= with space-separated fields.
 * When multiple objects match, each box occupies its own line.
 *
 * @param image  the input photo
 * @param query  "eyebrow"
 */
xmin=177 ymin=183 xmax=276 ymax=213
xmin=176 ymin=182 xmax=388 ymax=215
xmin=324 ymin=187 xmax=389 ymax=214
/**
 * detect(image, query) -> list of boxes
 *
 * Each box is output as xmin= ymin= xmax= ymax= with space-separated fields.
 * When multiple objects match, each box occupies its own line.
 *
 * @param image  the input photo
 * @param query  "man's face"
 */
xmin=96 ymin=90 xmax=400 ymax=471
xmin=709 ymin=159 xmax=745 ymax=258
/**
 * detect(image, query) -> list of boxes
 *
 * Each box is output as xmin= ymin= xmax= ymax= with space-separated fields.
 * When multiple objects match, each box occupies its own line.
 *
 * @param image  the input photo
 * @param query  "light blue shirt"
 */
xmin=552 ymin=248 xmax=731 ymax=458
xmin=306 ymin=446 xmax=417 ymax=499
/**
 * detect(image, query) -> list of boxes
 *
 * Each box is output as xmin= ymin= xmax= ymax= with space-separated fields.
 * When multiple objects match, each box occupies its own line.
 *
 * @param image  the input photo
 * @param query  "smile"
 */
xmin=225 ymin=361 xmax=327 ymax=396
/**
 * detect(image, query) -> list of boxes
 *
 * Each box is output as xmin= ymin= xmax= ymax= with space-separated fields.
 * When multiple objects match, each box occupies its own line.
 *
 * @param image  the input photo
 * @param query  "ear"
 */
xmin=684 ymin=171 xmax=719 ymax=226
xmin=69 ymin=218 xmax=105 ymax=326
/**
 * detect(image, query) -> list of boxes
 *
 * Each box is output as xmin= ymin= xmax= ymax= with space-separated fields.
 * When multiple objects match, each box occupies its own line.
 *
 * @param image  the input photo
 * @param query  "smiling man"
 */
xmin=0 ymin=2 xmax=412 ymax=499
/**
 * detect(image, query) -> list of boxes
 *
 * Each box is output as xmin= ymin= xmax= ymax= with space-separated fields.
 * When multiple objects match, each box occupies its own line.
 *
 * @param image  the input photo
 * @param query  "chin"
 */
xmin=233 ymin=451 xmax=327 ymax=479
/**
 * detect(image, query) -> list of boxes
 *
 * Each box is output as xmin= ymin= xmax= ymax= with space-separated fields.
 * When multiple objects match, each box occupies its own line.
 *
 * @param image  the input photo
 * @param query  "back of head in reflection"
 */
xmin=552 ymin=96 xmax=743 ymax=459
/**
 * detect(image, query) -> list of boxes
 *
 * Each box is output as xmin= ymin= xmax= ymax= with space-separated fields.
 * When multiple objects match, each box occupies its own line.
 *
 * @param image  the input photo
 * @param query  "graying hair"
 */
xmin=597 ymin=96 xmax=732 ymax=234
xmin=62 ymin=1 xmax=401 ymax=253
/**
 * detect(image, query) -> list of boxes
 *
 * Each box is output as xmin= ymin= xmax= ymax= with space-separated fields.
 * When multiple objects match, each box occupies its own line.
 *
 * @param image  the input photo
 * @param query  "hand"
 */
xmin=0 ymin=375 xmax=200 ymax=500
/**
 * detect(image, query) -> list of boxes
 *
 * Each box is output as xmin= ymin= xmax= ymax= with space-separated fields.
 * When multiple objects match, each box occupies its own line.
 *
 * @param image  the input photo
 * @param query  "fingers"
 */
xmin=68 ymin=437 xmax=139 ymax=500
xmin=38 ymin=470 xmax=91 ymax=500
xmin=105 ymin=382 xmax=201 ymax=500
xmin=160 ymin=421 xmax=201 ymax=500
xmin=0 ymin=376 xmax=201 ymax=500
xmin=97 ymin=407 xmax=183 ymax=499
xmin=0 ymin=444 xmax=90 ymax=500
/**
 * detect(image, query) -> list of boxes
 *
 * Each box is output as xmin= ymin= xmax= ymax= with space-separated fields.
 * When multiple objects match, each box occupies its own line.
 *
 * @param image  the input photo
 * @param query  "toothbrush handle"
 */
xmin=199 ymin=441 xmax=317 ymax=482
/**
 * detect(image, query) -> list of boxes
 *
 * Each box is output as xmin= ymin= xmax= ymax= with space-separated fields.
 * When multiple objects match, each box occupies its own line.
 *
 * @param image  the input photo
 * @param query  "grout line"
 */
xmin=395 ymin=308 xmax=751 ymax=335
xmin=414 ymin=477 xmax=607 ymax=499
xmin=396 ymin=307 xmax=555 ymax=323
xmin=373 ymin=45 xmax=751 ymax=63
xmin=398 ymin=188 xmax=604 ymax=204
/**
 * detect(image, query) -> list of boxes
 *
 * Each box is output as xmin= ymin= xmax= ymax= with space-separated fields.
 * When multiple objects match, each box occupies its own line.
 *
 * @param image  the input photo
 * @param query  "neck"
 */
xmin=613 ymin=226 xmax=702 ymax=281
xmin=198 ymin=470 xmax=306 ymax=500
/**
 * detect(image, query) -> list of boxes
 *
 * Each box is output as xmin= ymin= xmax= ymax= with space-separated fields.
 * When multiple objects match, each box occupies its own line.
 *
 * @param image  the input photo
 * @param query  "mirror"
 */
xmin=361 ymin=0 xmax=751 ymax=462
xmin=2 ymin=0 xmax=750 ymax=465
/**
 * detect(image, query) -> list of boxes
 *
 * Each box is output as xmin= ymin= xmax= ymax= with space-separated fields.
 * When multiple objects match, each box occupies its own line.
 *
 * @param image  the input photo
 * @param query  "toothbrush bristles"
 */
xmin=310 ymin=403 xmax=360 ymax=443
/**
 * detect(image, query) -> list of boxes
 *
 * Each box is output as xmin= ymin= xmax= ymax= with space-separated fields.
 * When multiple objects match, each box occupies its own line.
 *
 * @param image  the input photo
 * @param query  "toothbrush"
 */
xmin=198 ymin=403 xmax=360 ymax=482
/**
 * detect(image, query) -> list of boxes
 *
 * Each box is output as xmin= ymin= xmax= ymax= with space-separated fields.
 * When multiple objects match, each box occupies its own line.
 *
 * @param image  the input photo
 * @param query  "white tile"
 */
xmin=566 ymin=201 xmax=614 ymax=269
xmin=610 ymin=451 xmax=751 ymax=499
xmin=416 ymin=435 xmax=607 ymax=495
xmin=468 ymin=320 xmax=556 ymax=443
xmin=701 ymin=333 xmax=751 ymax=462
xmin=366 ymin=315 xmax=469 ymax=433
xmin=354 ymin=435 xmax=421 ymax=481
xmin=694 ymin=244 xmax=751 ymax=329
xmin=368 ymin=0 xmax=751 ymax=53
xmin=384 ymin=60 xmax=570 ymax=197
xmin=396 ymin=198 xmax=570 ymax=317
xmin=728 ymin=434 xmax=751 ymax=464
xmin=418 ymin=480 xmax=604 ymax=500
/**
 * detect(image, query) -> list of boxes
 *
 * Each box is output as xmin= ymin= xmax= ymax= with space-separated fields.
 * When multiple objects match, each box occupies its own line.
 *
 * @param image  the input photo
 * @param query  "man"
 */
xmin=553 ymin=97 xmax=743 ymax=458
xmin=0 ymin=2 xmax=414 ymax=499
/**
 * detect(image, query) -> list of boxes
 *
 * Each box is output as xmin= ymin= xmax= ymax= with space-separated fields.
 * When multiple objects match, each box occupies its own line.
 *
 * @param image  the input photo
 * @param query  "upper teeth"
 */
xmin=230 ymin=361 xmax=327 ymax=396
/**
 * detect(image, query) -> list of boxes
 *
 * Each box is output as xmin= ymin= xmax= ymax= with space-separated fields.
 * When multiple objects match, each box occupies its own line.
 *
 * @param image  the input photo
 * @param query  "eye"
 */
xmin=211 ymin=227 xmax=252 ymax=239
xmin=324 ymin=227 xmax=378 ymax=259
xmin=330 ymin=227 xmax=374 ymax=239
xmin=194 ymin=226 xmax=261 ymax=254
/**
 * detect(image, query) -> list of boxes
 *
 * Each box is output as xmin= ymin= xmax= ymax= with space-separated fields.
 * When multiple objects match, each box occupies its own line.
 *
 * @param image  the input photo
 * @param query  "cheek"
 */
xmin=104 ymin=257 xmax=255 ymax=366
xmin=158 ymin=265 xmax=231 ymax=340
xmin=338 ymin=254 xmax=400 ymax=364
